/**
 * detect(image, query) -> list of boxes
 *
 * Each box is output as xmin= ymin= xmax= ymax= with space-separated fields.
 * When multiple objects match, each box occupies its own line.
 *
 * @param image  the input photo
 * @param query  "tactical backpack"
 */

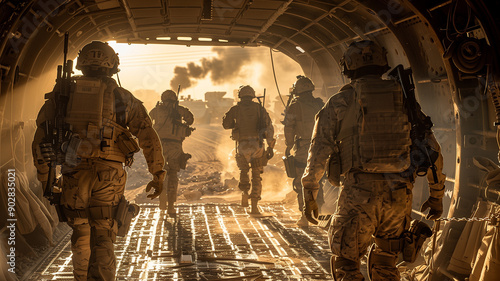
xmin=232 ymin=101 xmax=262 ymax=142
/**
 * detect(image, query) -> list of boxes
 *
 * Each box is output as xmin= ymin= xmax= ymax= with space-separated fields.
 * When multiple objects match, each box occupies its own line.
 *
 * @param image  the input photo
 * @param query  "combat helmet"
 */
xmin=292 ymin=75 xmax=315 ymax=95
xmin=340 ymin=40 xmax=389 ymax=78
xmin=161 ymin=90 xmax=177 ymax=102
xmin=238 ymin=85 xmax=255 ymax=98
xmin=76 ymin=41 xmax=119 ymax=76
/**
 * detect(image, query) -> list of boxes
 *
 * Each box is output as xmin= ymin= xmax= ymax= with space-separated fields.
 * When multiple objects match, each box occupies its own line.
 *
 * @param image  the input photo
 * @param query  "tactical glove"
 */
xmin=40 ymin=143 xmax=56 ymax=162
xmin=146 ymin=180 xmax=162 ymax=199
xmin=303 ymin=189 xmax=319 ymax=225
xmin=420 ymin=197 xmax=443 ymax=220
xmin=266 ymin=147 xmax=274 ymax=159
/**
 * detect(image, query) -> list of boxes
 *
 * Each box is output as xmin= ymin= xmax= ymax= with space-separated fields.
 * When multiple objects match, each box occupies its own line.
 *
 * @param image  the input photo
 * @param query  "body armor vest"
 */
xmin=338 ymin=78 xmax=412 ymax=174
xmin=295 ymin=97 xmax=324 ymax=141
xmin=65 ymin=77 xmax=131 ymax=163
xmin=232 ymin=101 xmax=261 ymax=142
xmin=153 ymin=103 xmax=188 ymax=141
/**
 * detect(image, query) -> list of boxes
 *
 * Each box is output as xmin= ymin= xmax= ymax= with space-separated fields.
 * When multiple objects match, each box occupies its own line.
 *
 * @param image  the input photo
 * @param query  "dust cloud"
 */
xmin=132 ymin=89 xmax=160 ymax=112
xmin=214 ymin=131 xmax=292 ymax=202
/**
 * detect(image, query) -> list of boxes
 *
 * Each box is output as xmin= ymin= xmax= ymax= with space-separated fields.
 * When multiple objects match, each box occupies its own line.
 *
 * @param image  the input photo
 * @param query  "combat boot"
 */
xmin=241 ymin=192 xmax=249 ymax=207
xmin=296 ymin=213 xmax=309 ymax=227
xmin=250 ymin=198 xmax=260 ymax=215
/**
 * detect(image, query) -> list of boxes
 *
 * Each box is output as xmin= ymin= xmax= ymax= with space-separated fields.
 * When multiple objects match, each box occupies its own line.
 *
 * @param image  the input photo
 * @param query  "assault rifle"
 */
xmin=388 ymin=64 xmax=438 ymax=182
xmin=43 ymin=32 xmax=73 ymax=204
xmin=171 ymin=84 xmax=195 ymax=136
xmin=171 ymin=84 xmax=182 ymax=134
xmin=256 ymin=89 xmax=266 ymax=147
xmin=280 ymin=92 xmax=294 ymax=125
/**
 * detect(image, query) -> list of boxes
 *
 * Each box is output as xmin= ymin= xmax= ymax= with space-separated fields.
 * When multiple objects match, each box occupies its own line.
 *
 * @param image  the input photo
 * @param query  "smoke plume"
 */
xmin=170 ymin=47 xmax=252 ymax=89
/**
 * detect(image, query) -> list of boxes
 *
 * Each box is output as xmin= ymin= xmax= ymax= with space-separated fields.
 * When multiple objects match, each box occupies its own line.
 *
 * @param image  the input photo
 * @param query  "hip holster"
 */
xmin=115 ymin=197 xmax=140 ymax=236
xmin=402 ymin=220 xmax=433 ymax=263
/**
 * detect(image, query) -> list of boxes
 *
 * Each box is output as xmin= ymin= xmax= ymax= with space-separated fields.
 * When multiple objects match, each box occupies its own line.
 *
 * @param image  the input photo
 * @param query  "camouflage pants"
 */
xmin=292 ymin=144 xmax=309 ymax=212
xmin=293 ymin=163 xmax=307 ymax=212
xmin=159 ymin=140 xmax=183 ymax=208
xmin=61 ymin=159 xmax=126 ymax=281
xmin=236 ymin=140 xmax=265 ymax=200
xmin=328 ymin=172 xmax=412 ymax=281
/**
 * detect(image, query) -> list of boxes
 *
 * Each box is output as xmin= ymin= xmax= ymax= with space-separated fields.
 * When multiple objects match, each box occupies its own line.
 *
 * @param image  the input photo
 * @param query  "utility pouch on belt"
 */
xmin=283 ymin=155 xmax=297 ymax=178
xmin=327 ymin=147 xmax=341 ymax=186
xmin=116 ymin=197 xmax=140 ymax=237
xmin=179 ymin=153 xmax=192 ymax=170
xmin=402 ymin=220 xmax=433 ymax=263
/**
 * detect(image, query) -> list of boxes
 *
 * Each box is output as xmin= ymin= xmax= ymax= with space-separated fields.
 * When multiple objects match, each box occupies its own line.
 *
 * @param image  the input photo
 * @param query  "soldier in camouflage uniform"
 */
xmin=301 ymin=40 xmax=446 ymax=281
xmin=149 ymin=90 xmax=194 ymax=216
xmin=33 ymin=41 xmax=165 ymax=281
xmin=283 ymin=75 xmax=324 ymax=227
xmin=222 ymin=85 xmax=275 ymax=214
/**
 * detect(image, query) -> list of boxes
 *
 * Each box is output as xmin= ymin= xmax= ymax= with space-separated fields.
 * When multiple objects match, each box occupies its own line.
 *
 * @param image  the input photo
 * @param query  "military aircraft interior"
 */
xmin=1 ymin=0 xmax=499 ymax=280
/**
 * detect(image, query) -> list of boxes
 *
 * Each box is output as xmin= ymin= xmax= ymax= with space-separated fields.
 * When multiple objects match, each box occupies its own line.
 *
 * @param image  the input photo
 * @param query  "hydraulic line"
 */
xmin=269 ymin=48 xmax=286 ymax=107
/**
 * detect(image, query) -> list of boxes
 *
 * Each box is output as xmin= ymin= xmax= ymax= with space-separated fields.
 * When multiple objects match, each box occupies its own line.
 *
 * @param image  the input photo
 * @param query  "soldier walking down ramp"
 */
xmin=149 ymin=89 xmax=194 ymax=216
xmin=222 ymin=85 xmax=275 ymax=214
xmin=32 ymin=41 xmax=165 ymax=281
xmin=283 ymin=75 xmax=325 ymax=227
xmin=301 ymin=40 xmax=447 ymax=281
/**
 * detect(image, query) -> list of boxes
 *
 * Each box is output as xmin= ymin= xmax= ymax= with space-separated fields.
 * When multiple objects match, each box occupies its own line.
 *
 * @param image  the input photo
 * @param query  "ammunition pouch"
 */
xmin=179 ymin=153 xmax=192 ymax=170
xmin=64 ymin=135 xmax=81 ymax=167
xmin=327 ymin=149 xmax=341 ymax=186
xmin=116 ymin=131 xmax=140 ymax=167
xmin=402 ymin=220 xmax=433 ymax=263
xmin=115 ymin=197 xmax=140 ymax=237
xmin=283 ymin=155 xmax=297 ymax=178
xmin=235 ymin=153 xmax=249 ymax=170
